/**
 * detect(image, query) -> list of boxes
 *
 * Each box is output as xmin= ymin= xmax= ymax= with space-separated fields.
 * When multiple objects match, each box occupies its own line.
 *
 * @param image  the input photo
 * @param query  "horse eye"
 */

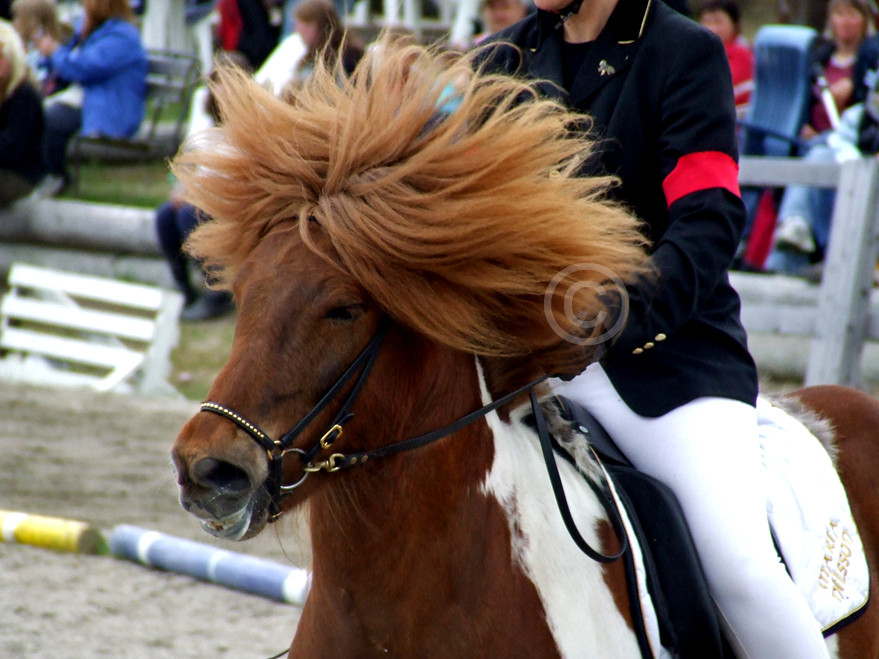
xmin=325 ymin=304 xmax=364 ymax=323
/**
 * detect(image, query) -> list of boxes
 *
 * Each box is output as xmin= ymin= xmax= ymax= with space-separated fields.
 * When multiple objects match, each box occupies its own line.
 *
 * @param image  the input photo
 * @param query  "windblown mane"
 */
xmin=173 ymin=37 xmax=651 ymax=364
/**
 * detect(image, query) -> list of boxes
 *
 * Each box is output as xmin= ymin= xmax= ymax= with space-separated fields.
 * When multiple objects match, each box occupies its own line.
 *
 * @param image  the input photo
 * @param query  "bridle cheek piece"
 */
xmin=199 ymin=317 xmax=389 ymax=521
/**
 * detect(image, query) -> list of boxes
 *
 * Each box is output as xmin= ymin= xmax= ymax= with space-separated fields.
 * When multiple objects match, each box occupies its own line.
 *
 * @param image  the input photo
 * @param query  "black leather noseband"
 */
xmin=200 ymin=317 xmax=389 ymax=521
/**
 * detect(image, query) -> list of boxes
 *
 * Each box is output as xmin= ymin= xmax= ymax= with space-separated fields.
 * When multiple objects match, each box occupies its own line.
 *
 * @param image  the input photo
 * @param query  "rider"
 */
xmin=480 ymin=1 xmax=830 ymax=657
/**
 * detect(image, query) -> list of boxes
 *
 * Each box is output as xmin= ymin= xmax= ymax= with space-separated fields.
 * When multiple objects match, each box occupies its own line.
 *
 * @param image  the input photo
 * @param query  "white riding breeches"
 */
xmin=552 ymin=364 xmax=829 ymax=659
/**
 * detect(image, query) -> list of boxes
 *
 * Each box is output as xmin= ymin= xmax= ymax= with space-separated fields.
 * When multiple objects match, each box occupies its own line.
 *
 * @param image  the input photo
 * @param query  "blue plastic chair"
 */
xmin=739 ymin=25 xmax=817 ymax=158
xmin=737 ymin=25 xmax=818 ymax=249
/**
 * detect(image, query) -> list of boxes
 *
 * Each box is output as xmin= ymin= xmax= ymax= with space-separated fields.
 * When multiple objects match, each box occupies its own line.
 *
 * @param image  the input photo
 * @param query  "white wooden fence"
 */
xmin=736 ymin=156 xmax=879 ymax=387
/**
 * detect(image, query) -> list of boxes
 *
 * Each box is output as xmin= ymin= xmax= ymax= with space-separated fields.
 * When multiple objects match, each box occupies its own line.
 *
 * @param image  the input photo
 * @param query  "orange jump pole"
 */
xmin=0 ymin=510 xmax=107 ymax=554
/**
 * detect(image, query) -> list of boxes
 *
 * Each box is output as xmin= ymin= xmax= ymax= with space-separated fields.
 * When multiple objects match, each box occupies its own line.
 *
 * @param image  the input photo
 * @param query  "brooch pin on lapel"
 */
xmin=598 ymin=59 xmax=615 ymax=76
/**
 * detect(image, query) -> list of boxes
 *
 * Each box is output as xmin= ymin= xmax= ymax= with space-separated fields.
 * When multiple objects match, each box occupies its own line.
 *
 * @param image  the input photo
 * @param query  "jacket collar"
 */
xmin=529 ymin=0 xmax=652 ymax=107
xmin=537 ymin=0 xmax=651 ymax=43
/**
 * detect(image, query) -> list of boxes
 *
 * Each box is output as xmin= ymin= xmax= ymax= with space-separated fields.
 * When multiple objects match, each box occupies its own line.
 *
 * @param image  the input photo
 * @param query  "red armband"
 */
xmin=662 ymin=151 xmax=740 ymax=207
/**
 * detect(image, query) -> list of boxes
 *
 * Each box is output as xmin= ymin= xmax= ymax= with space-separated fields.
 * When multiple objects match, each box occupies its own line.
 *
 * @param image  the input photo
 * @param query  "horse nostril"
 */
xmin=192 ymin=457 xmax=252 ymax=495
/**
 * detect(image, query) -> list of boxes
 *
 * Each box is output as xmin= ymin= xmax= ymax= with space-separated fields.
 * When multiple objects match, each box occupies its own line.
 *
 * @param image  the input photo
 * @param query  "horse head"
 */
xmin=171 ymin=39 xmax=649 ymax=542
xmin=172 ymin=225 xmax=379 ymax=539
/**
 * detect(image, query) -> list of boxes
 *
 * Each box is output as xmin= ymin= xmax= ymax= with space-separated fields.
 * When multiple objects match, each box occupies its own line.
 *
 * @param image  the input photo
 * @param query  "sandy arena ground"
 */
xmin=0 ymin=382 xmax=307 ymax=659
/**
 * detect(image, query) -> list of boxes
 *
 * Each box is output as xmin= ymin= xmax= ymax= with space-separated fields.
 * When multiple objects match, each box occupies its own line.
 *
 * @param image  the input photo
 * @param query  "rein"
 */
xmin=199 ymin=317 xmax=627 ymax=563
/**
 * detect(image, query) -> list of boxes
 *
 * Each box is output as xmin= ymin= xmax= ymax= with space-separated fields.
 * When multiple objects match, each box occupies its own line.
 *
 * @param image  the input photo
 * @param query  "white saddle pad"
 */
xmin=757 ymin=397 xmax=870 ymax=633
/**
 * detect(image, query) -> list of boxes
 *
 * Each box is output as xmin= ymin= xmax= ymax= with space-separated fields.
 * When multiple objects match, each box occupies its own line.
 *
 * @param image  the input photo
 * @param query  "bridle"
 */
xmin=200 ymin=316 xmax=390 ymax=521
xmin=199 ymin=315 xmax=629 ymax=564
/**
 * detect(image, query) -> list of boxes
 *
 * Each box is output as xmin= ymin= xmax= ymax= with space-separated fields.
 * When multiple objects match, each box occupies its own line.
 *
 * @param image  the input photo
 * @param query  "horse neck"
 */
xmin=297 ymin=341 xmax=635 ymax=656
xmin=307 ymin=337 xmax=497 ymax=586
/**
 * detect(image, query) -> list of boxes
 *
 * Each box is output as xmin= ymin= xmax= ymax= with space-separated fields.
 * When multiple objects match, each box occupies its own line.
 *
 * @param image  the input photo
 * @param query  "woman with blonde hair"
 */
xmin=11 ymin=0 xmax=72 ymax=94
xmin=0 ymin=18 xmax=44 ymax=206
xmin=34 ymin=0 xmax=146 ymax=194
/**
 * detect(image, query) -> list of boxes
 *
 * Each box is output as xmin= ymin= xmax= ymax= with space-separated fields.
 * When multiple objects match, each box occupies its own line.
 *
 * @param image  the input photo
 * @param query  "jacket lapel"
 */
xmin=523 ymin=0 xmax=652 ymax=108
xmin=567 ymin=28 xmax=630 ymax=108
xmin=523 ymin=27 xmax=569 ymax=103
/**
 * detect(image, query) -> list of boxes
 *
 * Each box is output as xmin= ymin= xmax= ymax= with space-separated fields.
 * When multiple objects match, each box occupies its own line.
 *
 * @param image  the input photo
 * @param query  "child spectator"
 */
xmin=289 ymin=0 xmax=362 ymax=80
xmin=10 ymin=0 xmax=71 ymax=95
xmin=0 ymin=18 xmax=45 ymax=206
xmin=698 ymin=0 xmax=753 ymax=118
xmin=34 ymin=0 xmax=147 ymax=196
xmin=766 ymin=26 xmax=879 ymax=279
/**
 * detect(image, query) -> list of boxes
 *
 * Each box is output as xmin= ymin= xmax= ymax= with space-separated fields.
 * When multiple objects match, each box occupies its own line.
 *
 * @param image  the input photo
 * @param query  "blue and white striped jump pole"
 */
xmin=109 ymin=524 xmax=310 ymax=606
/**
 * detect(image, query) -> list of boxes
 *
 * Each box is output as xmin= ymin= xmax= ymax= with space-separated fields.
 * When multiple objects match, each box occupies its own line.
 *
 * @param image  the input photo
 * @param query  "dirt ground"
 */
xmin=0 ymin=382 xmax=307 ymax=659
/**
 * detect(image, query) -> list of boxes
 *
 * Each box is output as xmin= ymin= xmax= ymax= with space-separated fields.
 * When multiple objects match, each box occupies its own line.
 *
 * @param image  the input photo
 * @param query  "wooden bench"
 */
xmin=69 ymin=49 xmax=200 ymax=178
xmin=0 ymin=263 xmax=184 ymax=395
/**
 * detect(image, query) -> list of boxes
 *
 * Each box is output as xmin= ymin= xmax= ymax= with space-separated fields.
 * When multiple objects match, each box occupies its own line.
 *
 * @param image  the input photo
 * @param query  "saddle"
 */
xmin=555 ymin=396 xmax=870 ymax=659
xmin=557 ymin=397 xmax=726 ymax=659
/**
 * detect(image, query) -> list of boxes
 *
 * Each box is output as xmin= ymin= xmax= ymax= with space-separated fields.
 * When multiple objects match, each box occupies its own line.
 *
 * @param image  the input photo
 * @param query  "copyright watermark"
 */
xmin=543 ymin=263 xmax=629 ymax=346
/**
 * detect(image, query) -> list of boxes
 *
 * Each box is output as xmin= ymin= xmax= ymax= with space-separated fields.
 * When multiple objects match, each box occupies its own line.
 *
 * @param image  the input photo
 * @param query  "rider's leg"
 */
xmin=554 ymin=364 xmax=829 ymax=659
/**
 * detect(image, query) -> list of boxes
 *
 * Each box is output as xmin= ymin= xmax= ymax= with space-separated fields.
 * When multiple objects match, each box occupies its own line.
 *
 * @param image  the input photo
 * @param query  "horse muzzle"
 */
xmin=173 ymin=452 xmax=271 ymax=541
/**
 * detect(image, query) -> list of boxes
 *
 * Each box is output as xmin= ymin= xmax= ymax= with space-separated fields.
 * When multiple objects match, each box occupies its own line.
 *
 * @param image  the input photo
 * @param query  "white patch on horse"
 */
xmin=826 ymin=633 xmax=840 ymax=658
xmin=474 ymin=362 xmax=642 ymax=658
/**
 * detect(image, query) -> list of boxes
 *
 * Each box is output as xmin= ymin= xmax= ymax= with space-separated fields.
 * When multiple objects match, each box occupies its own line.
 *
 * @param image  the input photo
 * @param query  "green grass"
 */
xmin=170 ymin=313 xmax=238 ymax=401
xmin=62 ymin=158 xmax=175 ymax=208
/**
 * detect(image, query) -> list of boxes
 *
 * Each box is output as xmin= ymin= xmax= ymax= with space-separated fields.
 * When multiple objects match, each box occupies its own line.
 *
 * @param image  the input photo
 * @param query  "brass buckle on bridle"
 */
xmin=304 ymin=453 xmax=346 ymax=473
xmin=319 ymin=424 xmax=343 ymax=450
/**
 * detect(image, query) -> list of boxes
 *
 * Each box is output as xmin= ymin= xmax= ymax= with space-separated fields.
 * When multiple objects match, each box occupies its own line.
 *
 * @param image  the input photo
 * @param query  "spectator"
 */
xmin=763 ymin=108 xmax=860 ymax=278
xmin=11 ymin=0 xmax=72 ymax=96
xmin=34 ymin=0 xmax=147 ymax=196
xmin=765 ymin=36 xmax=879 ymax=279
xmin=156 ymin=53 xmax=251 ymax=322
xmin=473 ymin=0 xmax=531 ymax=45
xmin=216 ymin=0 xmax=243 ymax=53
xmin=801 ymin=0 xmax=873 ymax=141
xmin=235 ymin=0 xmax=280 ymax=69
xmin=256 ymin=0 xmax=362 ymax=95
xmin=764 ymin=0 xmax=877 ymax=277
xmin=698 ymin=0 xmax=753 ymax=118
xmin=290 ymin=0 xmax=361 ymax=79
xmin=0 ymin=18 xmax=45 ymax=207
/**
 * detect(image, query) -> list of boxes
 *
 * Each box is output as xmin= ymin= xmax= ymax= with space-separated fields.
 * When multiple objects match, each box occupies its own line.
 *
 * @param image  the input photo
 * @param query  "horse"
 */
xmin=170 ymin=41 xmax=879 ymax=657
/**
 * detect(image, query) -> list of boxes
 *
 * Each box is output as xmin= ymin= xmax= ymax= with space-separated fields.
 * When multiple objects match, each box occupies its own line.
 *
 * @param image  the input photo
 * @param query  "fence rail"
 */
xmin=737 ymin=156 xmax=879 ymax=387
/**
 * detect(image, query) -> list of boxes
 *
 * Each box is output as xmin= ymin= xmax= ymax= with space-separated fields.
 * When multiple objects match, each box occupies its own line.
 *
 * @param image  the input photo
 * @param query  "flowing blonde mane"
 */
xmin=174 ymin=37 xmax=651 ymax=361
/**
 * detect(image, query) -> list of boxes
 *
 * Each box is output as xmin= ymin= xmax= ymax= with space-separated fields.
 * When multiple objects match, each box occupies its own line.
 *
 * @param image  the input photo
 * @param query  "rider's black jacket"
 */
xmin=479 ymin=0 xmax=758 ymax=417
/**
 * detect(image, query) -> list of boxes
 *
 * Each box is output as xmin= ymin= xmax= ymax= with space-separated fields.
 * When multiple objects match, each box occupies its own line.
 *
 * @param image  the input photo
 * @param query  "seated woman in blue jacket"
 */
xmin=34 ymin=0 xmax=146 ymax=195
